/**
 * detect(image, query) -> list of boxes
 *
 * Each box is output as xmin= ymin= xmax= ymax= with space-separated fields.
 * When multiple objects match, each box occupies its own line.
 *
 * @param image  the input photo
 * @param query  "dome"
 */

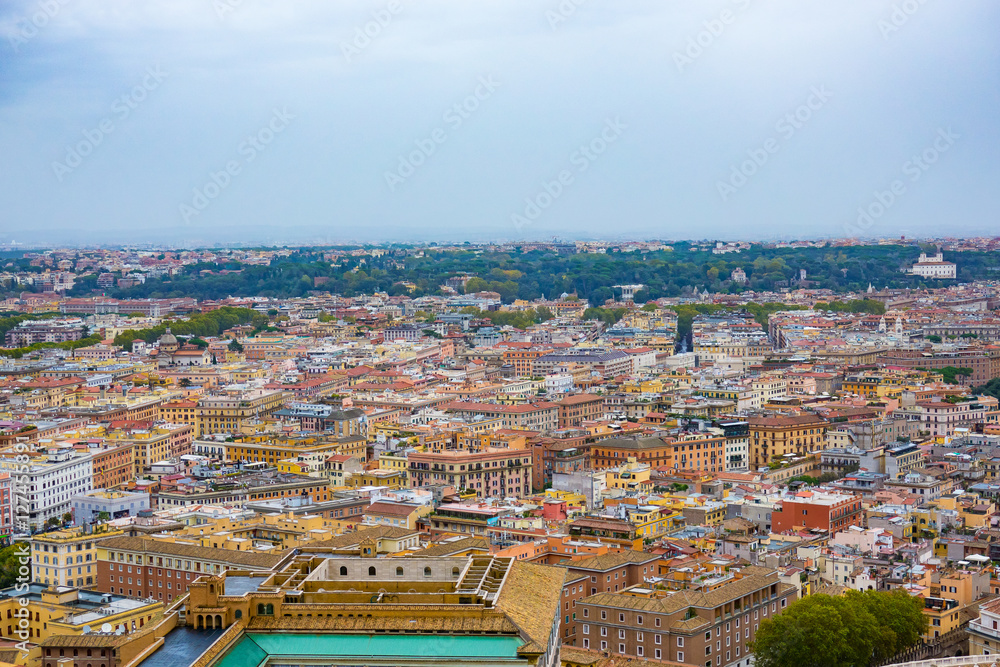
xmin=158 ymin=328 xmax=178 ymax=346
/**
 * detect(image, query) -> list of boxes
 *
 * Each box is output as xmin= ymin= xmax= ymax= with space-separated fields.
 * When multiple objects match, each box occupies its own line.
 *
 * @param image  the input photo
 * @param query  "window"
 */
xmin=396 ymin=567 xmax=404 ymax=576
xmin=601 ymin=611 xmax=607 ymax=620
xmin=655 ymin=617 xmax=661 ymax=627
xmin=583 ymin=639 xmax=590 ymax=649
xmin=339 ymin=566 xmax=347 ymax=576
xmin=678 ymin=637 xmax=685 ymax=647
xmin=619 ymin=613 xmax=625 ymax=623
xmin=368 ymin=566 xmax=376 ymax=576
xmin=600 ymin=641 xmax=607 ymax=651
xmin=655 ymin=649 xmax=661 ymax=659
xmin=583 ymin=624 xmax=589 ymax=635
xmin=424 ymin=567 xmax=432 ymax=577
xmin=619 ymin=629 xmax=625 ymax=639
xmin=637 ymin=615 xmax=643 ymax=625
xmin=601 ymin=627 xmax=607 ymax=637
xmin=637 ymin=632 xmax=643 ymax=641
xmin=677 ymin=652 xmax=684 ymax=662
xmin=583 ymin=609 xmax=589 ymax=618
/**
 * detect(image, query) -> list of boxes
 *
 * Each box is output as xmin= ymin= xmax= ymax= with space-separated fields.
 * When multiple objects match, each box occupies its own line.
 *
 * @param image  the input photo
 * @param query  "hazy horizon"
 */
xmin=2 ymin=1 xmax=998 ymax=246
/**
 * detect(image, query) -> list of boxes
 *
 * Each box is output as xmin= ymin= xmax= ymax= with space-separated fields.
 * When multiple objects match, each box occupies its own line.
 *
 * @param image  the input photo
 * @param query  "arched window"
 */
xmin=396 ymin=567 xmax=404 ymax=577
xmin=235 ymin=609 xmax=242 ymax=619
xmin=452 ymin=567 xmax=460 ymax=578
xmin=368 ymin=566 xmax=376 ymax=576
xmin=339 ymin=566 xmax=348 ymax=576
xmin=423 ymin=567 xmax=432 ymax=577
xmin=265 ymin=604 xmax=274 ymax=615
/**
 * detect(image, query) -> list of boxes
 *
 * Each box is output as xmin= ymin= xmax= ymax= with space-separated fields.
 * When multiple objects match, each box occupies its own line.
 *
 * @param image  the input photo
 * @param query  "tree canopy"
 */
xmin=39 ymin=243 xmax=989 ymax=305
xmin=751 ymin=590 xmax=926 ymax=667
xmin=113 ymin=307 xmax=266 ymax=351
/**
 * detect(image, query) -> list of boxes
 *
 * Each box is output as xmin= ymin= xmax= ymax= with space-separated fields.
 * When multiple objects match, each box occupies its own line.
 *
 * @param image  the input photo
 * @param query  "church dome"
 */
xmin=159 ymin=328 xmax=178 ymax=347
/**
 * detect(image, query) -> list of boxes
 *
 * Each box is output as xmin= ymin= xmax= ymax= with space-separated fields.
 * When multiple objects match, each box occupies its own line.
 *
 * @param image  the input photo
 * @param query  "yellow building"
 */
xmin=0 ymin=584 xmax=162 ymax=646
xmin=196 ymin=389 xmax=288 ymax=436
xmin=378 ymin=450 xmax=410 ymax=484
xmin=214 ymin=432 xmax=367 ymax=467
xmin=159 ymin=399 xmax=198 ymax=428
xmin=749 ymin=414 xmax=828 ymax=468
xmin=605 ymin=458 xmax=652 ymax=492
xmin=626 ymin=505 xmax=683 ymax=539
xmin=346 ymin=469 xmax=407 ymax=490
xmin=31 ymin=526 xmax=123 ymax=589
xmin=157 ymin=511 xmax=342 ymax=551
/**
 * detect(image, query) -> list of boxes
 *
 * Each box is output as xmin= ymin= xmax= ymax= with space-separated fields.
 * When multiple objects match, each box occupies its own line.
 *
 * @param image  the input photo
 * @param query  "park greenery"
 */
xmin=0 ymin=333 xmax=102 ymax=359
xmin=22 ymin=243 xmax=990 ymax=304
xmin=974 ymin=377 xmax=1000 ymax=400
xmin=113 ymin=307 xmax=266 ymax=351
xmin=750 ymin=589 xmax=926 ymax=667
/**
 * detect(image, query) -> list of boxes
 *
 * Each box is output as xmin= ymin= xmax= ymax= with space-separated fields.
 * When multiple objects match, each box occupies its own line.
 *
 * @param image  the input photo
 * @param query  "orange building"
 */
xmin=771 ymin=489 xmax=863 ymax=534
xmin=90 ymin=441 xmax=137 ymax=489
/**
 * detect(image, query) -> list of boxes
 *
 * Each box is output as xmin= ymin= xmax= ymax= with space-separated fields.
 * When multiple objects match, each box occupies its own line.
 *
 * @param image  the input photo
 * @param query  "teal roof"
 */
xmin=214 ymin=633 xmax=524 ymax=667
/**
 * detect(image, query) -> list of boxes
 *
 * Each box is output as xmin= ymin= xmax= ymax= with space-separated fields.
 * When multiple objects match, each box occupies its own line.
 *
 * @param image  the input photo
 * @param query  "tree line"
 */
xmin=113 ymin=307 xmax=266 ymax=351
xmin=44 ymin=243 xmax=992 ymax=304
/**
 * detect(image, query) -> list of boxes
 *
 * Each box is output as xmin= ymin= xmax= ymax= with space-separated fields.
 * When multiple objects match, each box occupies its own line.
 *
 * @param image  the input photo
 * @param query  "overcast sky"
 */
xmin=1 ymin=0 xmax=997 ymax=246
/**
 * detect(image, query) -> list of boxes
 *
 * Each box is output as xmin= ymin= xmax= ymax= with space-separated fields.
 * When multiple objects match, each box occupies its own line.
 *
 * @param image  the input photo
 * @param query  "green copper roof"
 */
xmin=214 ymin=633 xmax=525 ymax=667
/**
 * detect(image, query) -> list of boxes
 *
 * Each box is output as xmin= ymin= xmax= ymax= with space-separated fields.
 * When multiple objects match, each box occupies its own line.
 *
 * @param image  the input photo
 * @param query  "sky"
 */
xmin=1 ymin=0 xmax=998 ymax=247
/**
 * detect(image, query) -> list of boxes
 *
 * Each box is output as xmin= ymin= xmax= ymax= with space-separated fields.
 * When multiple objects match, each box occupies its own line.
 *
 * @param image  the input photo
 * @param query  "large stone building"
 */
xmin=748 ymin=414 xmax=828 ymax=468
xmin=572 ymin=565 xmax=796 ymax=666
xmin=908 ymin=251 xmax=956 ymax=279
xmin=179 ymin=554 xmax=566 ymax=667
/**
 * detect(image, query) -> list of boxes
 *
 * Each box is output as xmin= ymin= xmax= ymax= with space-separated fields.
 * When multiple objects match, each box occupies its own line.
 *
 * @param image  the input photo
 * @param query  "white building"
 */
xmin=909 ymin=251 xmax=956 ymax=279
xmin=544 ymin=373 xmax=574 ymax=395
xmin=0 ymin=449 xmax=94 ymax=531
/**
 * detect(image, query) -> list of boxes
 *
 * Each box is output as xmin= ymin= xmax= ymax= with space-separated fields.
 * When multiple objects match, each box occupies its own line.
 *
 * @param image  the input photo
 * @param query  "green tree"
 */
xmin=0 ymin=544 xmax=29 ymax=588
xmin=751 ymin=591 xmax=925 ymax=667
xmin=847 ymin=589 xmax=926 ymax=664
xmin=939 ymin=366 xmax=974 ymax=384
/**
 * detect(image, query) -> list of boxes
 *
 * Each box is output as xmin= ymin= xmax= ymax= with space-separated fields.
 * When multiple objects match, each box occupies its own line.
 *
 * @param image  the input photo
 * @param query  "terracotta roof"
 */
xmin=408 ymin=537 xmax=490 ymax=557
xmin=302 ymin=525 xmax=419 ymax=549
xmin=565 ymin=551 xmax=660 ymax=572
xmin=96 ymin=536 xmax=285 ymax=568
xmin=495 ymin=560 xmax=566 ymax=649
xmin=246 ymin=613 xmax=518 ymax=634
xmin=365 ymin=501 xmax=421 ymax=517
xmin=579 ymin=570 xmax=790 ymax=617
xmin=561 ymin=646 xmax=688 ymax=667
